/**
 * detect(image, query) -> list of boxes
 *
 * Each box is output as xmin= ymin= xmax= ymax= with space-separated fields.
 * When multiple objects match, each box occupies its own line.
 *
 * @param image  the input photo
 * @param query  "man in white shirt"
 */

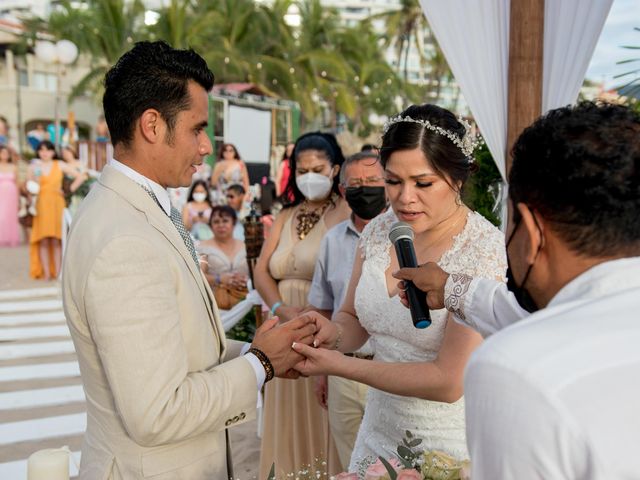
xmin=307 ymin=151 xmax=386 ymax=469
xmin=62 ymin=41 xmax=315 ymax=479
xmin=394 ymin=102 xmax=640 ymax=479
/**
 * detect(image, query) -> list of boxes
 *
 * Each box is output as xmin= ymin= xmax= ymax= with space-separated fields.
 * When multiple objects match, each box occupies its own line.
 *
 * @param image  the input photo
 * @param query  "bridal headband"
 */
xmin=382 ymin=114 xmax=483 ymax=159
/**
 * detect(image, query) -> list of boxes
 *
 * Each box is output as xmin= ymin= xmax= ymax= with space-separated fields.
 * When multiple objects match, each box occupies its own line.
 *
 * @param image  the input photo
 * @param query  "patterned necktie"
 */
xmin=140 ymin=184 xmax=200 ymax=268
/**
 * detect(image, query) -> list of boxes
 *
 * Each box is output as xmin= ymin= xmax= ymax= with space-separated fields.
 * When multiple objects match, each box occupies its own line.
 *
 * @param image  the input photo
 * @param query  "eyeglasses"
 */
xmin=345 ymin=176 xmax=385 ymax=188
xmin=226 ymin=194 xmax=237 ymax=199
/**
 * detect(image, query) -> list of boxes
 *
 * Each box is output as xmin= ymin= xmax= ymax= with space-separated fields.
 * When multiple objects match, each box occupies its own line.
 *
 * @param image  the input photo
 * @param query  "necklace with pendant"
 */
xmin=296 ymin=194 xmax=336 ymax=240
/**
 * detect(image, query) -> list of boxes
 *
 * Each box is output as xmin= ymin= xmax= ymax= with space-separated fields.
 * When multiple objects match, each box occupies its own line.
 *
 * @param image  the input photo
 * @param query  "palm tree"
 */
xmin=370 ymin=0 xmax=427 ymax=82
xmin=615 ymin=27 xmax=640 ymax=99
xmin=26 ymin=0 xmax=146 ymax=101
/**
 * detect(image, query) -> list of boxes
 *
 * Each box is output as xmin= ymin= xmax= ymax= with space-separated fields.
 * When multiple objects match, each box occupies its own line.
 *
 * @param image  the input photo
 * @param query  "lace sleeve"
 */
xmin=359 ymin=210 xmax=397 ymax=261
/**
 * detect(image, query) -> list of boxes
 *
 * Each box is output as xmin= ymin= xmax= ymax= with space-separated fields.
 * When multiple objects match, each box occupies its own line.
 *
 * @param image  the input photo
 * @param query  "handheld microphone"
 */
xmin=389 ymin=221 xmax=431 ymax=329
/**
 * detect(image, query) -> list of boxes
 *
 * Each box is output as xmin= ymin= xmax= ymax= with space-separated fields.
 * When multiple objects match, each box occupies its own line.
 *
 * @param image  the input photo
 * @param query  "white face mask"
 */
xmin=193 ymin=192 xmax=207 ymax=203
xmin=296 ymin=172 xmax=333 ymax=201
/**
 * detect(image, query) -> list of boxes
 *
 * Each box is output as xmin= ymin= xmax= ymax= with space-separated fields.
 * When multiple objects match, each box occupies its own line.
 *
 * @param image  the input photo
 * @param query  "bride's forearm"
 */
xmin=337 ymin=358 xmax=463 ymax=403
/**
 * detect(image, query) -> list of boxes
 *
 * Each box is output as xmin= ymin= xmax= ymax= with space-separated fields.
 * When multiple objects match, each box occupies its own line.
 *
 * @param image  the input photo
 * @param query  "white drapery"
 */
xmin=419 ymin=0 xmax=613 ymax=180
xmin=542 ymin=0 xmax=613 ymax=112
xmin=419 ymin=0 xmax=510 ymax=179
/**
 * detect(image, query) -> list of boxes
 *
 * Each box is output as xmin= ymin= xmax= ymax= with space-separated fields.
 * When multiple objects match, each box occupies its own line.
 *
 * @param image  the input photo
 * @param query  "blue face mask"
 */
xmin=505 ymin=212 xmax=541 ymax=313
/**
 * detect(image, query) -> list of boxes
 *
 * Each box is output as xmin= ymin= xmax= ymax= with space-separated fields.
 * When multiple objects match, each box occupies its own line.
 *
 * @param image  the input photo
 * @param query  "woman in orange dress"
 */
xmin=29 ymin=141 xmax=83 ymax=280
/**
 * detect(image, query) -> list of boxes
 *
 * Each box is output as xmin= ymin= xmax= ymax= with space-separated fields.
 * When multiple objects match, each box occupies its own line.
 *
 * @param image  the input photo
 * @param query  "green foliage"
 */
xmin=225 ymin=307 xmax=257 ymax=343
xmin=615 ymin=27 xmax=640 ymax=99
xmin=463 ymin=144 xmax=503 ymax=227
xmin=22 ymin=0 xmax=451 ymax=133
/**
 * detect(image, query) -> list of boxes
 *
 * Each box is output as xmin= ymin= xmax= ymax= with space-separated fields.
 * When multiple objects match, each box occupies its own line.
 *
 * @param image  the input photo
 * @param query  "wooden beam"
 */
xmin=506 ymin=0 xmax=545 ymax=175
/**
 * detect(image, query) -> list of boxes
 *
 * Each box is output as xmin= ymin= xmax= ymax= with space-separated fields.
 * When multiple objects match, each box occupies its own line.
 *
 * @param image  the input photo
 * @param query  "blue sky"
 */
xmin=586 ymin=0 xmax=640 ymax=88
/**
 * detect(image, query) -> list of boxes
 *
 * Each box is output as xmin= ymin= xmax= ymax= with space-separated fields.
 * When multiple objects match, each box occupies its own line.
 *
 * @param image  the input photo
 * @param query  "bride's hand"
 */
xmin=292 ymin=342 xmax=346 ymax=377
xmin=296 ymin=311 xmax=337 ymax=349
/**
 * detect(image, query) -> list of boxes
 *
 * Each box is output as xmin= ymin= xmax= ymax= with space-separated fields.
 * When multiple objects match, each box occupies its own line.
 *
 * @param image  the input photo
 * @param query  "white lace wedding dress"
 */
xmin=349 ymin=209 xmax=506 ymax=472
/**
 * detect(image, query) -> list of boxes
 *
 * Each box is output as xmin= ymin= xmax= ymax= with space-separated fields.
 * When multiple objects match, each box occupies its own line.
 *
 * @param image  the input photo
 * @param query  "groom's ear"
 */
xmin=517 ymin=203 xmax=544 ymax=264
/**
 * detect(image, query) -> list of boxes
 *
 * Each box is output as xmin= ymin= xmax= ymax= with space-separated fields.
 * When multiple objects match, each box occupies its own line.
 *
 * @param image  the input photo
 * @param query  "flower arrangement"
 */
xmin=333 ymin=431 xmax=471 ymax=480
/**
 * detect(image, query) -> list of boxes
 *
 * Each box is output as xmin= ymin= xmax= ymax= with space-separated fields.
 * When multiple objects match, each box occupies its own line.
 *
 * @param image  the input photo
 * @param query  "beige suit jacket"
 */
xmin=62 ymin=166 xmax=257 ymax=479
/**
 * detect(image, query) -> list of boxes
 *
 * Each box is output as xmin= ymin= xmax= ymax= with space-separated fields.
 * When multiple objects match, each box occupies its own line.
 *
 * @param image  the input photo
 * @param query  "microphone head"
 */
xmin=389 ymin=221 xmax=414 ymax=244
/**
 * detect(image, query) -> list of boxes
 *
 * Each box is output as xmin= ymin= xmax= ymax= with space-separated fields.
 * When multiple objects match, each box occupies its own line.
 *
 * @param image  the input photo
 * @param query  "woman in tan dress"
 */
xmin=255 ymin=132 xmax=350 ymax=478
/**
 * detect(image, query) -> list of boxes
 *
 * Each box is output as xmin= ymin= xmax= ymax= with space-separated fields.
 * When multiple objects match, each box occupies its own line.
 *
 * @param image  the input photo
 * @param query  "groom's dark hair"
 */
xmin=103 ymin=41 xmax=214 ymax=148
xmin=509 ymin=101 xmax=640 ymax=257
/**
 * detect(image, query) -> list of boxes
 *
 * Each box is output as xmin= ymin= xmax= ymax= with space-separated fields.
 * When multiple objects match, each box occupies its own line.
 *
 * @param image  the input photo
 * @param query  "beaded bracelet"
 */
xmin=333 ymin=324 xmax=343 ymax=351
xmin=248 ymin=347 xmax=275 ymax=382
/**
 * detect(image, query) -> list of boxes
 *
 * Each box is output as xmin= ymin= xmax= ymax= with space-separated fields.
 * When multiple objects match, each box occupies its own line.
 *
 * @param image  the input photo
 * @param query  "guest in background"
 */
xmin=0 ymin=116 xmax=9 ymax=146
xmin=360 ymin=144 xmax=379 ymax=155
xmin=210 ymin=143 xmax=249 ymax=202
xmin=95 ymin=114 xmax=110 ymax=143
xmin=254 ymin=131 xmax=350 ymax=478
xmin=307 ymin=150 xmax=387 ymax=470
xmin=0 ymin=145 xmax=20 ymax=246
xmin=225 ymin=183 xmax=248 ymax=240
xmin=27 ymin=123 xmax=47 ymax=151
xmin=276 ymin=141 xmax=295 ymax=198
xmin=199 ymin=205 xmax=248 ymax=310
xmin=61 ymin=146 xmax=92 ymax=216
xmin=28 ymin=140 xmax=83 ymax=279
xmin=181 ymin=179 xmax=213 ymax=241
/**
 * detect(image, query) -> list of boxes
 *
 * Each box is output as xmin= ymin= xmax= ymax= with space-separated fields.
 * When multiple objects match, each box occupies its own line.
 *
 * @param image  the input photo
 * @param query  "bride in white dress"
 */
xmin=294 ymin=104 xmax=506 ymax=473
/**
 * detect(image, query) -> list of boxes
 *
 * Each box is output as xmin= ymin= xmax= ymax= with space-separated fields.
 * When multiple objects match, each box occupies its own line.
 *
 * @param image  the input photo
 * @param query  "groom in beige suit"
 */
xmin=62 ymin=41 xmax=315 ymax=479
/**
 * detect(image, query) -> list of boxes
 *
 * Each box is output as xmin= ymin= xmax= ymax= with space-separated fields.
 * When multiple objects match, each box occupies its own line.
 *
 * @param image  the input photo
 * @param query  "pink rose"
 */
xmin=334 ymin=473 xmax=358 ymax=480
xmin=397 ymin=469 xmax=422 ymax=480
xmin=364 ymin=458 xmax=402 ymax=480
xmin=460 ymin=461 xmax=471 ymax=480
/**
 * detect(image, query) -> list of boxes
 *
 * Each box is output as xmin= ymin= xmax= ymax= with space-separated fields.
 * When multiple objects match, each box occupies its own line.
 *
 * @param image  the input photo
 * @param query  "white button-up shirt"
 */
xmin=457 ymin=257 xmax=640 ymax=479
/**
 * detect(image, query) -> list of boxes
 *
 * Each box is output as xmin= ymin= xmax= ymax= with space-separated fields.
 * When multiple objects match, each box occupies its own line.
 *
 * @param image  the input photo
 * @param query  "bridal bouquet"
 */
xmin=333 ymin=431 xmax=471 ymax=480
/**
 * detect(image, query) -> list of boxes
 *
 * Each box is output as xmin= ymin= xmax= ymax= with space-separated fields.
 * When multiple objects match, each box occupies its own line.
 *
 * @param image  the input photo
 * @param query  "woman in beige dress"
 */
xmin=254 ymin=132 xmax=350 ymax=478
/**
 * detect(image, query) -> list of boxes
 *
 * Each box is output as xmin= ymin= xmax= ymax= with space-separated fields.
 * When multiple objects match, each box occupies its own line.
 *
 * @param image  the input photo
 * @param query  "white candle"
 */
xmin=27 ymin=448 xmax=69 ymax=480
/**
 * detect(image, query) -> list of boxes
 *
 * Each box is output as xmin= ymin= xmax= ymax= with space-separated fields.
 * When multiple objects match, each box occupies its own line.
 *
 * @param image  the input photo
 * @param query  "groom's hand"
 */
xmin=252 ymin=315 xmax=317 ymax=377
xmin=393 ymin=262 xmax=449 ymax=310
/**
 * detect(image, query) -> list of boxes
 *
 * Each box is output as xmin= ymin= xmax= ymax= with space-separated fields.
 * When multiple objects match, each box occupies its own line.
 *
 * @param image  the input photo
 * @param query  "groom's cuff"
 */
xmin=241 ymin=343 xmax=266 ymax=408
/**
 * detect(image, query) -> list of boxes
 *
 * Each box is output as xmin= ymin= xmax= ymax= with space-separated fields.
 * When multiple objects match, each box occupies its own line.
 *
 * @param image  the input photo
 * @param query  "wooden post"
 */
xmin=506 ymin=0 xmax=545 ymax=175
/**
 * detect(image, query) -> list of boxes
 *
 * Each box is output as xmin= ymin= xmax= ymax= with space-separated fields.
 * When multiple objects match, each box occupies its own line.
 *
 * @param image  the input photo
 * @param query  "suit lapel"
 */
xmin=99 ymin=166 xmax=226 ymax=355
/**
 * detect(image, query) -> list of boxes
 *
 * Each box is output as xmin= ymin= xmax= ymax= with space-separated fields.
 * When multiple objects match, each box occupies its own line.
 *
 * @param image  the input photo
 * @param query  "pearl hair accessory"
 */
xmin=382 ymin=114 xmax=483 ymax=160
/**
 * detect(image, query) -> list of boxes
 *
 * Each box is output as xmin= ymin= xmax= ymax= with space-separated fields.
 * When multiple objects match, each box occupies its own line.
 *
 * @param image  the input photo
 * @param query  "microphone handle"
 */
xmin=393 ymin=238 xmax=432 ymax=329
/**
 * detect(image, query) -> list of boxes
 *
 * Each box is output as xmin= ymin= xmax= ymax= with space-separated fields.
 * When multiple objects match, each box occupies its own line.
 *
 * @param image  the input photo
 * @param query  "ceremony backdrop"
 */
xmin=419 ymin=0 xmax=614 ymax=179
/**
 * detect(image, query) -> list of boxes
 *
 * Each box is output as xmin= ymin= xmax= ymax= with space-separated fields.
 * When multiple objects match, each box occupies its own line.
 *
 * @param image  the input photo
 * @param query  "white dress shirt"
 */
xmin=461 ymin=257 xmax=640 ymax=479
xmin=108 ymin=159 xmax=266 ymax=392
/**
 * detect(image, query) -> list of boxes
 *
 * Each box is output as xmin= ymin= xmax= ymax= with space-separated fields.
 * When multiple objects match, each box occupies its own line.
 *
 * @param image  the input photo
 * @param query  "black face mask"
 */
xmin=505 ymin=214 xmax=541 ymax=313
xmin=345 ymin=186 xmax=386 ymax=220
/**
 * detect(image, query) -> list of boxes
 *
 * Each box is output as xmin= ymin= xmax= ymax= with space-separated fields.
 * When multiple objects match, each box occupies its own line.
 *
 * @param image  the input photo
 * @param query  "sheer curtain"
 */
xmin=419 ymin=0 xmax=510 ymax=179
xmin=418 ymin=0 xmax=613 ymax=180
xmin=542 ymin=0 xmax=613 ymax=112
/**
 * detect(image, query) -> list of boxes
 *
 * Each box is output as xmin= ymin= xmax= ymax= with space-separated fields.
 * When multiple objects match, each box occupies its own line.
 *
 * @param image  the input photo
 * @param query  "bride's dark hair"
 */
xmin=380 ymin=104 xmax=476 ymax=192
